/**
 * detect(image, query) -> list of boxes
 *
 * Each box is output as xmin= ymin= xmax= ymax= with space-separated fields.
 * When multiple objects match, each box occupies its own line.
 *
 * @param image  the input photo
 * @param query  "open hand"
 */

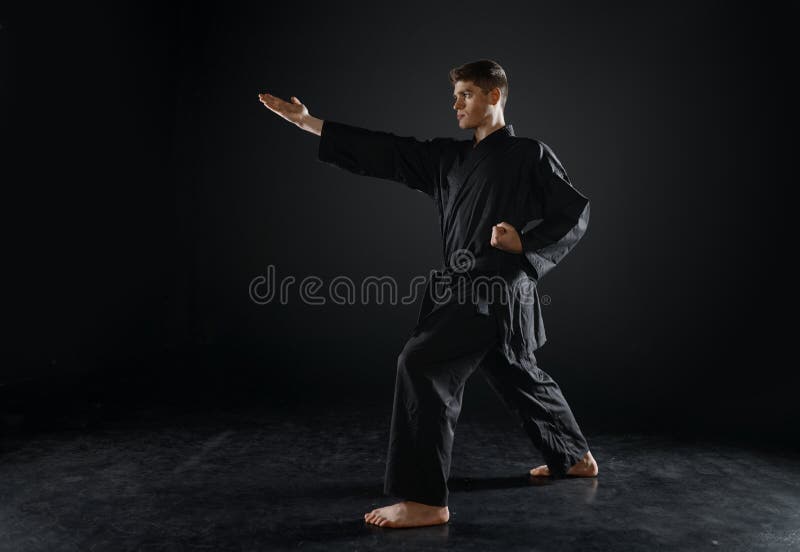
xmin=490 ymin=222 xmax=522 ymax=254
xmin=258 ymin=92 xmax=309 ymax=127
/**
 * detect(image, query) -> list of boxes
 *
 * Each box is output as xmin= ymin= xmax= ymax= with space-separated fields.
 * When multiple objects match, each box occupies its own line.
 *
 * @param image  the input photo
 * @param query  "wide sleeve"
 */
xmin=520 ymin=141 xmax=590 ymax=282
xmin=317 ymin=120 xmax=446 ymax=199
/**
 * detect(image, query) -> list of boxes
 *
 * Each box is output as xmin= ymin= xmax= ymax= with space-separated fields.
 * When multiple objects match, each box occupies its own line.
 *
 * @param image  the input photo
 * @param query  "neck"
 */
xmin=472 ymin=114 xmax=506 ymax=146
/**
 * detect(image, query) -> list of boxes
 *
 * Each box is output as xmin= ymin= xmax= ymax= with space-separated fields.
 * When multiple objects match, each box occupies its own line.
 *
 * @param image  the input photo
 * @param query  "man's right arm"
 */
xmin=298 ymin=115 xmax=324 ymax=136
xmin=258 ymin=92 xmax=445 ymax=198
xmin=317 ymin=120 xmax=448 ymax=198
xmin=258 ymin=92 xmax=323 ymax=135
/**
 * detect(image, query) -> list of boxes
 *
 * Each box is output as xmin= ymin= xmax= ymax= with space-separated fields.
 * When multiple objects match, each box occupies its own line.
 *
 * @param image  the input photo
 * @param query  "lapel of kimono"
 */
xmin=451 ymin=124 xmax=515 ymax=185
xmin=443 ymin=124 xmax=516 ymax=222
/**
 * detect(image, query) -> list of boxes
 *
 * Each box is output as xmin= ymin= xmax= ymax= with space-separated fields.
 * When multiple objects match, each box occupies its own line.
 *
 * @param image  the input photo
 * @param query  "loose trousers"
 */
xmin=383 ymin=298 xmax=589 ymax=507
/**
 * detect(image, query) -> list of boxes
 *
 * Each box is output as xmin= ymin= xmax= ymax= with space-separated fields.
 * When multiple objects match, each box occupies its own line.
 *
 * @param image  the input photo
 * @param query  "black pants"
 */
xmin=383 ymin=298 xmax=589 ymax=507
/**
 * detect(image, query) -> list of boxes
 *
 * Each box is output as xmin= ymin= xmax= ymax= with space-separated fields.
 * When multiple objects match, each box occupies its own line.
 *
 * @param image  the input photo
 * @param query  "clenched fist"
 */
xmin=490 ymin=222 xmax=522 ymax=254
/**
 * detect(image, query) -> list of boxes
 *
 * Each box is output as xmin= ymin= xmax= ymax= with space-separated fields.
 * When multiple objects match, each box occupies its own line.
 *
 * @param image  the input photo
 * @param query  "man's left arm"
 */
xmin=515 ymin=142 xmax=590 ymax=282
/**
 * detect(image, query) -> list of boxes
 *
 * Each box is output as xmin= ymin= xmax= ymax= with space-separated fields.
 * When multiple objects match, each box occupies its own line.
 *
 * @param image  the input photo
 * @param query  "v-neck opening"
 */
xmin=471 ymin=123 xmax=515 ymax=149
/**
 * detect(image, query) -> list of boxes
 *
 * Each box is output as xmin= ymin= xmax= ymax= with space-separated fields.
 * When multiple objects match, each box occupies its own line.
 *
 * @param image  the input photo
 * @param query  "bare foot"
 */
xmin=364 ymin=500 xmax=450 ymax=528
xmin=530 ymin=450 xmax=599 ymax=477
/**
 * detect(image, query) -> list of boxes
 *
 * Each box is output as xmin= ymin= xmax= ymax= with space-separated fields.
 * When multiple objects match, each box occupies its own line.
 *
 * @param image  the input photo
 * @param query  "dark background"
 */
xmin=2 ymin=2 xmax=795 ymax=445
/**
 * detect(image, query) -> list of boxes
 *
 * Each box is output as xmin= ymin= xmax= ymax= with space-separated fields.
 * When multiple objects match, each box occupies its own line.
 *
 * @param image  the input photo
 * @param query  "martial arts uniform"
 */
xmin=318 ymin=120 xmax=591 ymax=507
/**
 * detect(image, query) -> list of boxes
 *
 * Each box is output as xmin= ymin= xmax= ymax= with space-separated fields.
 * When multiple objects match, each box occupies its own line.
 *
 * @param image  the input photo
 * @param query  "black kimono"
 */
xmin=317 ymin=120 xmax=591 ymax=508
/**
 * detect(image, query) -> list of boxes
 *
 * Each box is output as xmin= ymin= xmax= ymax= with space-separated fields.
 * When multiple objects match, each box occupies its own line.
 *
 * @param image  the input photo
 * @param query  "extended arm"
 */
xmin=258 ymin=92 xmax=323 ymax=135
xmin=317 ymin=120 xmax=446 ymax=197
xmin=257 ymin=92 xmax=444 ymax=197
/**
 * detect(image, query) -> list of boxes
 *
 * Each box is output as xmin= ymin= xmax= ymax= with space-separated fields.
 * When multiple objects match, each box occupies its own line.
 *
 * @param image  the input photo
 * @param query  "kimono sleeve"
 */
xmin=520 ymin=141 xmax=590 ymax=282
xmin=317 ymin=120 xmax=445 ymax=198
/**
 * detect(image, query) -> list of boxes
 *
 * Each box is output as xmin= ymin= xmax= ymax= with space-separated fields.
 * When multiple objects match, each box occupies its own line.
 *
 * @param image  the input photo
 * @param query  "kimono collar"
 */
xmin=472 ymin=123 xmax=515 ymax=148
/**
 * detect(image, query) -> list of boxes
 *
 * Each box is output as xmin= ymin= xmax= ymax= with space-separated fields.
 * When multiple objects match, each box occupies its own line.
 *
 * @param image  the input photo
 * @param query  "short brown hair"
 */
xmin=449 ymin=59 xmax=509 ymax=110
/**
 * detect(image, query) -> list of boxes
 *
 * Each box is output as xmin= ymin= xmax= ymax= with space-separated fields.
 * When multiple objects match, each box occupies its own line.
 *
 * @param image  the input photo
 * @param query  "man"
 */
xmin=258 ymin=59 xmax=598 ymax=529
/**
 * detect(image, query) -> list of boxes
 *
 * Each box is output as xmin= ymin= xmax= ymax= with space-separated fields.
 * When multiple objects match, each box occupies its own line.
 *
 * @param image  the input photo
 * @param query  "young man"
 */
xmin=258 ymin=59 xmax=598 ymax=529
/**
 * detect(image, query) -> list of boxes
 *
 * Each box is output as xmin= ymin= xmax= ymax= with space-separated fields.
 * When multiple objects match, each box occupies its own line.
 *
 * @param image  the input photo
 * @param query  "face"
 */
xmin=452 ymin=80 xmax=499 ymax=129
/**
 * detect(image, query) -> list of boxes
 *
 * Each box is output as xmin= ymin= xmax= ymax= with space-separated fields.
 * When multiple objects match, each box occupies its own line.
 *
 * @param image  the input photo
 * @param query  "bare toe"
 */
xmin=530 ymin=464 xmax=550 ymax=476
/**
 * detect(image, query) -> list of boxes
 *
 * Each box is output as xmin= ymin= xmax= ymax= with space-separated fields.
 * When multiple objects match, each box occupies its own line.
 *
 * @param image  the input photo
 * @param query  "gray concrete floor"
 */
xmin=1 ymin=405 xmax=798 ymax=551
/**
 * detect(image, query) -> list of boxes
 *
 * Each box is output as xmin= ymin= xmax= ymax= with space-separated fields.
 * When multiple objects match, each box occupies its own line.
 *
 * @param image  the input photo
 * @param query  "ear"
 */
xmin=491 ymin=87 xmax=501 ymax=106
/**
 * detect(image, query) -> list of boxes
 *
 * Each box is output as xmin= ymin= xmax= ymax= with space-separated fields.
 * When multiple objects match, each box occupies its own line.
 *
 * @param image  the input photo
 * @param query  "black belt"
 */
xmin=428 ymin=258 xmax=503 ymax=316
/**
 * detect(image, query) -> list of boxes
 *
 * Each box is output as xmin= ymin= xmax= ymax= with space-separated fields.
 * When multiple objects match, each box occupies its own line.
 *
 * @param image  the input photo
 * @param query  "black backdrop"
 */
xmin=2 ymin=2 xmax=796 ymax=445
